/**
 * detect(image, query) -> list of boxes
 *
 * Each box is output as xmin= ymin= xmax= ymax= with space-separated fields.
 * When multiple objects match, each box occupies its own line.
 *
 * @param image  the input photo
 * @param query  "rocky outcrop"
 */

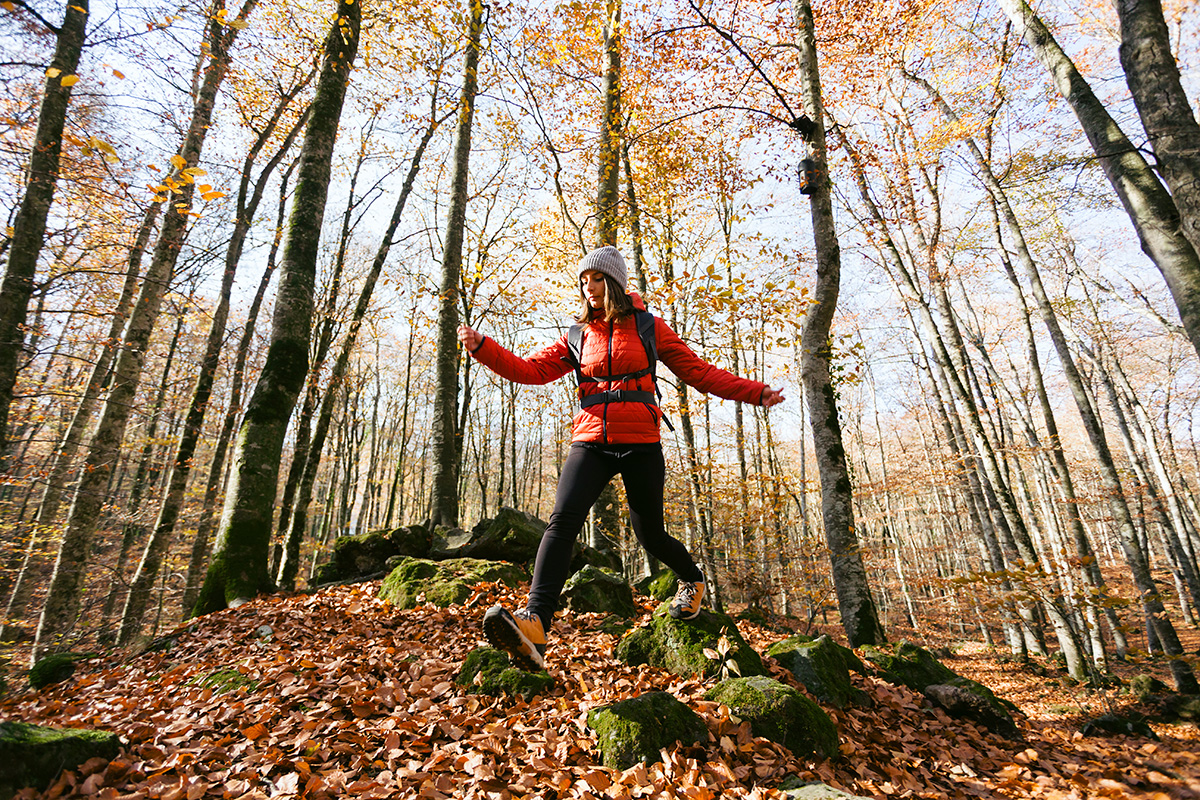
xmin=455 ymin=648 xmax=552 ymax=700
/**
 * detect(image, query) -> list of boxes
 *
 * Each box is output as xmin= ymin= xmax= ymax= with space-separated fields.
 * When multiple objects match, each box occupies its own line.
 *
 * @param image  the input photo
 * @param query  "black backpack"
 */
xmin=562 ymin=309 xmax=673 ymax=430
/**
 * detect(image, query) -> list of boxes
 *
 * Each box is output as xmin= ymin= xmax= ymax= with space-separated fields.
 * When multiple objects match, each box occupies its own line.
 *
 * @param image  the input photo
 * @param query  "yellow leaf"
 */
xmin=112 ymin=68 xmax=125 ymax=79
xmin=169 ymin=154 xmax=186 ymax=170
xmin=1 ymin=2 xmax=16 ymax=11
xmin=182 ymin=167 xmax=206 ymax=177
xmin=45 ymin=68 xmax=61 ymax=78
xmin=201 ymin=191 xmax=226 ymax=201
xmin=60 ymin=75 xmax=79 ymax=87
xmin=228 ymin=18 xmax=248 ymax=29
xmin=197 ymin=184 xmax=212 ymax=193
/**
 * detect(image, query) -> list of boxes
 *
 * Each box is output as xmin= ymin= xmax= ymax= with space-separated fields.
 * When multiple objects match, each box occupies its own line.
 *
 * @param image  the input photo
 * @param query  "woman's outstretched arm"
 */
xmin=458 ymin=325 xmax=573 ymax=385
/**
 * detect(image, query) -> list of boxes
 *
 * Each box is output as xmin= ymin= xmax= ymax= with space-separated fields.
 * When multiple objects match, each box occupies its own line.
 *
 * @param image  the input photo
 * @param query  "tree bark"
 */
xmin=33 ymin=0 xmax=258 ymax=659
xmin=116 ymin=89 xmax=310 ymax=644
xmin=0 ymin=0 xmax=89 ymax=451
xmin=192 ymin=0 xmax=359 ymax=616
xmin=1115 ymin=0 xmax=1200 ymax=273
xmin=278 ymin=107 xmax=441 ymax=589
xmin=429 ymin=0 xmax=484 ymax=527
xmin=998 ymin=0 xmax=1200 ymax=359
xmin=792 ymin=0 xmax=884 ymax=647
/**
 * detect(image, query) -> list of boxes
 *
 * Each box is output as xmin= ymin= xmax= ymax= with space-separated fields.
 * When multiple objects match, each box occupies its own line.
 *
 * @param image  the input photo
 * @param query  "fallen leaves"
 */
xmin=4 ymin=582 xmax=1200 ymax=800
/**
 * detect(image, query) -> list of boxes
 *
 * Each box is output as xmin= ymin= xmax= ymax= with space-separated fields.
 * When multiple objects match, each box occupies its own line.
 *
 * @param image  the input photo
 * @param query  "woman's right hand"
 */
xmin=457 ymin=324 xmax=483 ymax=352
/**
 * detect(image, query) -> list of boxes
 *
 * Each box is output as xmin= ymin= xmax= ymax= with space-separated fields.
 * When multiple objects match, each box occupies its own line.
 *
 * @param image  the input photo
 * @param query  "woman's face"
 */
xmin=582 ymin=270 xmax=606 ymax=309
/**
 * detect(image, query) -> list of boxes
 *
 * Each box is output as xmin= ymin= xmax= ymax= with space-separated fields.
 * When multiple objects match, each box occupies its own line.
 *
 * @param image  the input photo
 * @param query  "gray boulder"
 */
xmin=29 ymin=653 xmax=95 ymax=690
xmin=562 ymin=566 xmax=637 ymax=617
xmin=778 ymin=778 xmax=872 ymax=799
xmin=0 ymin=721 xmax=121 ymax=797
xmin=378 ymin=557 xmax=528 ymax=609
xmin=586 ymin=691 xmax=708 ymax=770
xmin=705 ymin=676 xmax=838 ymax=760
xmin=615 ymin=604 xmax=764 ymax=679
xmin=767 ymin=635 xmax=865 ymax=709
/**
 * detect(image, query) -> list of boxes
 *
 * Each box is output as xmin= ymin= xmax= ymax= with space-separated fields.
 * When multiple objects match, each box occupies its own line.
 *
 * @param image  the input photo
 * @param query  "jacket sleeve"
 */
xmin=469 ymin=333 xmax=573 ymax=386
xmin=656 ymin=318 xmax=767 ymax=405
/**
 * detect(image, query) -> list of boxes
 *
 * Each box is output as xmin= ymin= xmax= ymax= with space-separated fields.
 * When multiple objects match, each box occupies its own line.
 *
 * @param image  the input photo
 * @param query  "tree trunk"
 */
xmin=998 ymin=0 xmax=1200 ymax=359
xmin=33 ymin=0 xmax=258 ymax=659
xmin=1115 ymin=0 xmax=1200 ymax=271
xmin=0 ymin=0 xmax=89 ymax=451
xmin=792 ymin=0 xmax=884 ymax=647
xmin=0 ymin=202 xmax=159 ymax=643
xmin=278 ymin=107 xmax=441 ymax=588
xmin=595 ymin=0 xmax=622 ymax=242
xmin=192 ymin=0 xmax=359 ymax=616
xmin=116 ymin=92 xmax=310 ymax=645
xmin=181 ymin=160 xmax=292 ymax=611
xmin=429 ymin=0 xmax=484 ymax=527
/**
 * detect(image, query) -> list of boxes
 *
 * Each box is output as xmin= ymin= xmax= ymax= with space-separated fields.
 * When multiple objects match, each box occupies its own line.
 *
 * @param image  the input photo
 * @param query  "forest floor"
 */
xmin=2 ymin=579 xmax=1199 ymax=800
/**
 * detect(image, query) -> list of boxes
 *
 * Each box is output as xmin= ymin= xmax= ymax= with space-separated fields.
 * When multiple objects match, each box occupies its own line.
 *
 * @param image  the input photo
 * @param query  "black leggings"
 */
xmin=526 ymin=442 xmax=704 ymax=627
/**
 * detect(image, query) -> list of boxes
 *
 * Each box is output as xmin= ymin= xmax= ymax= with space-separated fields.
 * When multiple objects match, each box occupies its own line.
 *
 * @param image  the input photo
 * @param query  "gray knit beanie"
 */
xmin=578 ymin=245 xmax=627 ymax=292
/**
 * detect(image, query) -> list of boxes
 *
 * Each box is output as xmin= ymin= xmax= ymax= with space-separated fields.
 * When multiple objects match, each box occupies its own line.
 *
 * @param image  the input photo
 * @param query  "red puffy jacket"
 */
xmin=469 ymin=294 xmax=768 ymax=444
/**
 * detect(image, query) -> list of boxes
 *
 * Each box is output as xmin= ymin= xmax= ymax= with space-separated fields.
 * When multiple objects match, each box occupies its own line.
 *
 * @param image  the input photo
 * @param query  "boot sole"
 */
xmin=483 ymin=607 xmax=545 ymax=671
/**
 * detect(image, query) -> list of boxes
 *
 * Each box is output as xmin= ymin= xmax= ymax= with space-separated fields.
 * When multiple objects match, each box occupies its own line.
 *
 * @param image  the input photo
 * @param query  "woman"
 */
xmin=457 ymin=246 xmax=784 ymax=671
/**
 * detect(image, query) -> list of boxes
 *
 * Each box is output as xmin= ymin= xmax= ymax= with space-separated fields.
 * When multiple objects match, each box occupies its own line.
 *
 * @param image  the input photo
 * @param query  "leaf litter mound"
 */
xmin=3 ymin=580 xmax=1199 ymax=800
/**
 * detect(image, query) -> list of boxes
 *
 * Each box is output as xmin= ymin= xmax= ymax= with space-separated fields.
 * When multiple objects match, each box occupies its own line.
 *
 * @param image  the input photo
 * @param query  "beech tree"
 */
xmin=0 ymin=0 xmax=89 ymax=451
xmin=193 ymin=0 xmax=360 ymax=615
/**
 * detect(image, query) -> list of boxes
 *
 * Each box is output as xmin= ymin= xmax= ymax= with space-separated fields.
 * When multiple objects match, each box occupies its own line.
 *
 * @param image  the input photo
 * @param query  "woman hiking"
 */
xmin=457 ymin=245 xmax=785 ymax=671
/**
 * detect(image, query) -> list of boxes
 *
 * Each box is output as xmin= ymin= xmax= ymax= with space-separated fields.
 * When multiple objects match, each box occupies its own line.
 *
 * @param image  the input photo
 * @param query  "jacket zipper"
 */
xmin=603 ymin=320 xmax=613 ymax=443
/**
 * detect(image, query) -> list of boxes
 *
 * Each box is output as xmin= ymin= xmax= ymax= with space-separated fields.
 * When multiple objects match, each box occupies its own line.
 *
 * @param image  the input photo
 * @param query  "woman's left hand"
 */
xmin=762 ymin=387 xmax=786 ymax=408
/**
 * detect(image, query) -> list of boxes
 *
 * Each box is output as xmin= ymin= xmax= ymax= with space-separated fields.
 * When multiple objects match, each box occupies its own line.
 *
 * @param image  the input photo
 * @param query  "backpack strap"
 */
xmin=561 ymin=310 xmax=674 ymax=431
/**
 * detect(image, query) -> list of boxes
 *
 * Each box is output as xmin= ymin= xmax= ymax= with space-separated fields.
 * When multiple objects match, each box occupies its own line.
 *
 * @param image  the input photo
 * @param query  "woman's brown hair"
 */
xmin=575 ymin=274 xmax=634 ymax=324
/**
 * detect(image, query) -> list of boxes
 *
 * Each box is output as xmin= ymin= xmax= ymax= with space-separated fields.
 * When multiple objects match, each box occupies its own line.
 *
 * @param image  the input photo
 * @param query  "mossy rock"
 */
xmin=614 ymin=604 xmax=764 ymax=679
xmin=455 ymin=648 xmax=553 ymax=700
xmin=1130 ymin=674 xmax=1169 ymax=701
xmin=1079 ymin=712 xmax=1158 ymax=740
xmin=778 ymin=777 xmax=872 ymax=799
xmin=313 ymin=525 xmax=431 ymax=585
xmin=570 ymin=543 xmax=624 ymax=575
xmin=29 ymin=653 xmax=94 ymax=690
xmin=705 ymin=676 xmax=838 ymax=760
xmin=562 ymin=566 xmax=637 ymax=618
xmin=861 ymin=640 xmax=1014 ymax=708
xmin=635 ymin=570 xmax=677 ymax=601
xmin=0 ymin=721 xmax=121 ymax=796
xmin=187 ymin=667 xmax=259 ymax=694
xmin=379 ymin=557 xmax=528 ymax=609
xmin=767 ymin=635 xmax=864 ymax=709
xmin=586 ymin=691 xmax=708 ymax=770
xmin=861 ymin=641 xmax=1018 ymax=731
xmin=456 ymin=508 xmax=547 ymax=563
xmin=923 ymin=684 xmax=1022 ymax=740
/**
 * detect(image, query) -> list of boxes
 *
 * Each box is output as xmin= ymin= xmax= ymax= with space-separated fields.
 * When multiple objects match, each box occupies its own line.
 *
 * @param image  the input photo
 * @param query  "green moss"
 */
xmin=767 ymin=635 xmax=863 ymax=708
xmin=586 ymin=691 xmax=708 ymax=770
xmin=0 ymin=721 xmax=121 ymax=796
xmin=29 ymin=653 xmax=94 ymax=690
xmin=636 ymin=570 xmax=677 ymax=601
xmin=454 ymin=648 xmax=553 ymax=700
xmin=705 ymin=675 xmax=838 ymax=760
xmin=614 ymin=604 xmax=764 ymax=678
xmin=861 ymin=640 xmax=1016 ymax=713
xmin=188 ymin=667 xmax=259 ymax=694
xmin=378 ymin=557 xmax=528 ymax=609
xmin=562 ymin=566 xmax=637 ymax=618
